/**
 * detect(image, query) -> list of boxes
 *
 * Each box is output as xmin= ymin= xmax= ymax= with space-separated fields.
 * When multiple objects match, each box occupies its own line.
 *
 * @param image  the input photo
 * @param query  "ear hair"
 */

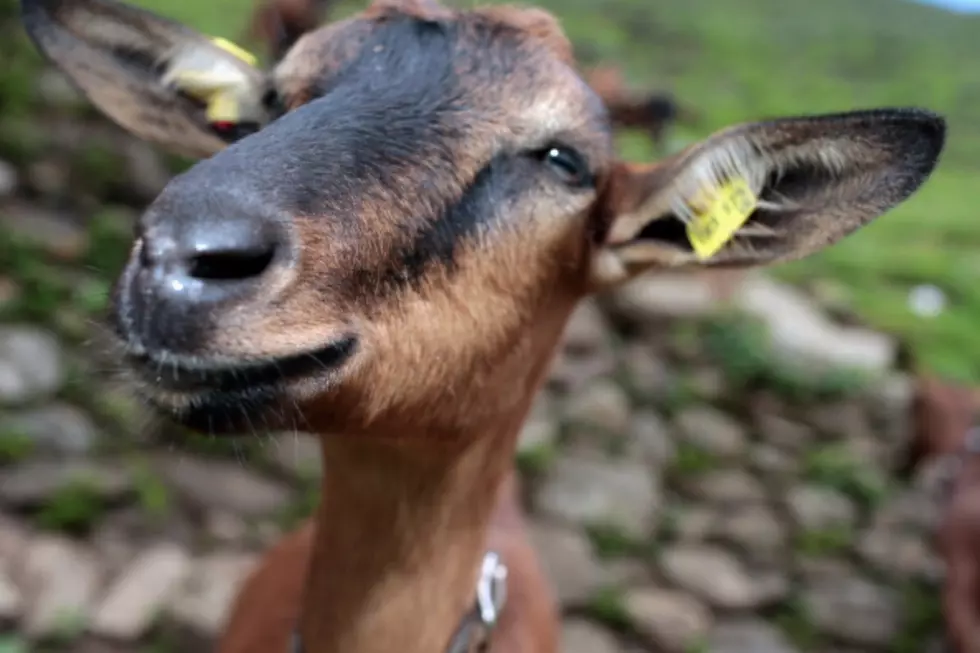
xmin=591 ymin=107 xmax=946 ymax=289
xmin=608 ymin=124 xmax=854 ymax=245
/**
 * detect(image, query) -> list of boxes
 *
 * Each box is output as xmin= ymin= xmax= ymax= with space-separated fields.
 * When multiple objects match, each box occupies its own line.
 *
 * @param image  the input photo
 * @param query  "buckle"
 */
xmin=475 ymin=551 xmax=507 ymax=628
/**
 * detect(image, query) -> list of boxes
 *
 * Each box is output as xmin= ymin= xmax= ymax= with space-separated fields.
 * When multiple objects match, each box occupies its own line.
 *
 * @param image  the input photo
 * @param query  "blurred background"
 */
xmin=0 ymin=0 xmax=977 ymax=651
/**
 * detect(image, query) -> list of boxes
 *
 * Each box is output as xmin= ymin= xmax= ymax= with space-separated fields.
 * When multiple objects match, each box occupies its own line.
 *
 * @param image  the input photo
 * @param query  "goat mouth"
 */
xmin=125 ymin=336 xmax=359 ymax=397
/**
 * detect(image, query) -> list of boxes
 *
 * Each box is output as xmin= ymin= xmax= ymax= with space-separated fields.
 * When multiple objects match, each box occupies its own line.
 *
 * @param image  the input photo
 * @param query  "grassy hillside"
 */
xmin=15 ymin=0 xmax=980 ymax=381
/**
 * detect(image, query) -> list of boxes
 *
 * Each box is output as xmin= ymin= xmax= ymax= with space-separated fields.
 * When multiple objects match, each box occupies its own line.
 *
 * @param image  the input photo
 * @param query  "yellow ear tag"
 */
xmin=685 ymin=176 xmax=758 ymax=260
xmin=206 ymin=92 xmax=241 ymax=123
xmin=208 ymin=36 xmax=259 ymax=67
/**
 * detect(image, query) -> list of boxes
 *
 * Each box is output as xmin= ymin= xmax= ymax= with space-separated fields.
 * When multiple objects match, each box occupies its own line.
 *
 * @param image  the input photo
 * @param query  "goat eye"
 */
xmin=538 ymin=146 xmax=591 ymax=187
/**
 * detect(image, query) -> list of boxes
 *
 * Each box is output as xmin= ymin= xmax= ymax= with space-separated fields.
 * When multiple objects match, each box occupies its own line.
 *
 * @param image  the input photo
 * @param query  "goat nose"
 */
xmin=138 ymin=214 xmax=287 ymax=305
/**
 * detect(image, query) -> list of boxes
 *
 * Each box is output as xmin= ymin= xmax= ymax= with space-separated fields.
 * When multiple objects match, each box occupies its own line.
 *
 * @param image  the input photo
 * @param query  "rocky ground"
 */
xmin=0 ymin=47 xmax=954 ymax=653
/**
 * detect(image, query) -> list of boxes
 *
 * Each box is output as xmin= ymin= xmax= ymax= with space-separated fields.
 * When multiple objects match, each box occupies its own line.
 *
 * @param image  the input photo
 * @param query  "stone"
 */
xmin=600 ymin=559 xmax=652 ymax=588
xmin=755 ymin=414 xmax=813 ymax=453
xmin=91 ymin=543 xmax=192 ymax=640
xmin=716 ymin=504 xmax=788 ymax=556
xmin=796 ymin=557 xmax=856 ymax=584
xmin=748 ymin=445 xmax=799 ymax=484
xmin=267 ymin=433 xmax=323 ymax=478
xmin=804 ymin=401 xmax=875 ymax=442
xmin=535 ymin=454 xmax=660 ymax=539
xmin=158 ymin=456 xmax=291 ymax=518
xmin=561 ymin=301 xmax=612 ymax=354
xmin=167 ymin=553 xmax=258 ymax=635
xmin=561 ymin=618 xmax=622 ymax=653
xmin=865 ymin=372 xmax=915 ymax=423
xmin=0 ymin=204 xmax=88 ymax=261
xmin=673 ymin=407 xmax=747 ymax=460
xmin=620 ymin=344 xmax=671 ymax=400
xmin=0 ymin=515 xmax=32 ymax=566
xmin=1 ymin=460 xmax=132 ymax=507
xmin=89 ymin=518 xmax=139 ymax=574
xmin=625 ymin=588 xmax=712 ymax=652
xmin=689 ymin=366 xmax=726 ymax=400
xmin=518 ymin=408 xmax=560 ymax=456
xmin=786 ymin=485 xmax=857 ymax=531
xmin=659 ymin=545 xmax=760 ymax=610
xmin=873 ymin=489 xmax=941 ymax=535
xmin=0 ymin=327 xmax=65 ymax=405
xmin=751 ymin=571 xmax=790 ymax=605
xmin=803 ymin=576 xmax=900 ymax=646
xmin=23 ymin=536 xmax=101 ymax=637
xmin=707 ymin=618 xmax=800 ymax=653
xmin=671 ymin=506 xmax=718 ymax=543
xmin=735 ymin=276 xmax=894 ymax=373
xmin=683 ymin=469 xmax=767 ymax=505
xmin=857 ymin=527 xmax=943 ymax=582
xmin=37 ymin=68 xmax=86 ymax=109
xmin=528 ymin=521 xmax=605 ymax=606
xmin=547 ymin=350 xmax=617 ymax=394
xmin=0 ymin=568 xmax=22 ymax=622
xmin=607 ymin=274 xmax=724 ymax=322
xmin=27 ymin=159 xmax=69 ymax=196
xmin=205 ymin=512 xmax=250 ymax=545
xmin=0 ymin=277 xmax=19 ymax=312
xmin=0 ymin=159 xmax=17 ymax=198
xmin=2 ymin=403 xmax=99 ymax=455
xmin=120 ymin=141 xmax=172 ymax=201
xmin=563 ymin=380 xmax=632 ymax=437
xmin=627 ymin=411 xmax=675 ymax=470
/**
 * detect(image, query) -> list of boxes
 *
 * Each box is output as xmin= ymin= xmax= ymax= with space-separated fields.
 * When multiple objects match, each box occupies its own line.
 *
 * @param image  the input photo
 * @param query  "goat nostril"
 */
xmin=187 ymin=247 xmax=276 ymax=281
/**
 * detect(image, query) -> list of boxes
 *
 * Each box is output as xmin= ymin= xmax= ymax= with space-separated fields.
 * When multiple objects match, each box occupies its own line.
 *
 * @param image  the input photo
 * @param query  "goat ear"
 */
xmin=21 ymin=0 xmax=274 ymax=159
xmin=589 ymin=108 xmax=946 ymax=289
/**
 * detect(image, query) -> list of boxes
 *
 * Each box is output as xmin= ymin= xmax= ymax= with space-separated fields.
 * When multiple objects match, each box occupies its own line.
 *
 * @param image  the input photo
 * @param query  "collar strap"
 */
xmin=291 ymin=550 xmax=508 ymax=653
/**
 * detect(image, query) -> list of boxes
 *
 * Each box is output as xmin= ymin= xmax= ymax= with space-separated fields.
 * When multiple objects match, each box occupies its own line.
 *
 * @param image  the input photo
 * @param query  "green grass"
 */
xmin=585 ymin=522 xmax=648 ymax=559
xmin=9 ymin=0 xmax=980 ymax=381
xmin=514 ymin=441 xmax=558 ymax=476
xmin=585 ymin=585 xmax=633 ymax=631
xmin=35 ymin=476 xmax=109 ymax=534
xmin=670 ymin=441 xmax=718 ymax=476
xmin=0 ymin=425 xmax=34 ymax=464
xmin=772 ymin=596 xmax=825 ymax=651
xmin=890 ymin=581 xmax=945 ymax=653
xmin=0 ymin=636 xmax=28 ymax=653
xmin=802 ymin=443 xmax=890 ymax=511
xmin=794 ymin=526 xmax=854 ymax=557
xmin=131 ymin=459 xmax=173 ymax=521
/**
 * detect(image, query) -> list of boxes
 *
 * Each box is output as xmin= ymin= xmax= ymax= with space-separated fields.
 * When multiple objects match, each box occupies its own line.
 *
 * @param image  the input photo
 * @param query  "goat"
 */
xmin=584 ymin=64 xmax=697 ymax=153
xmin=897 ymin=357 xmax=980 ymax=653
xmin=20 ymin=0 xmax=946 ymax=651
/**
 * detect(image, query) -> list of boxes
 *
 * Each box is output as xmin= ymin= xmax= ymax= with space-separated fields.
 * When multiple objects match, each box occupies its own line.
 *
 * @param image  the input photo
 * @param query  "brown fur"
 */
xmin=898 ymin=366 xmax=980 ymax=653
xmin=20 ymin=0 xmax=946 ymax=652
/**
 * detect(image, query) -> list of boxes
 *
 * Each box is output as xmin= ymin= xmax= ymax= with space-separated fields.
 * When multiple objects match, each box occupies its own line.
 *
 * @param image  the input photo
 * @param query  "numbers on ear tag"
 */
xmin=685 ymin=176 xmax=758 ymax=260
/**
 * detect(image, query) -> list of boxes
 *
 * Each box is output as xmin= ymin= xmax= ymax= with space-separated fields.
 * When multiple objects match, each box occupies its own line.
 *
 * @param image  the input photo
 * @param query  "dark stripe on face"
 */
xmin=350 ymin=152 xmax=546 ymax=300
